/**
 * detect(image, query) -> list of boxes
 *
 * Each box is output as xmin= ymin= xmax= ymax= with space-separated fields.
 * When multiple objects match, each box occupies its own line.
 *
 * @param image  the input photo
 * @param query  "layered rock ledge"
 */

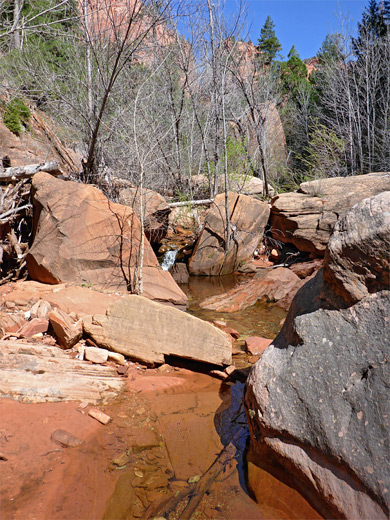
xmin=245 ymin=192 xmax=390 ymax=519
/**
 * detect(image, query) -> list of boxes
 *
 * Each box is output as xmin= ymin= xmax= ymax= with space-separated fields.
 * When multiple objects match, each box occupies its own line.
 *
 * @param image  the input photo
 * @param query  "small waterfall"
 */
xmin=160 ymin=249 xmax=178 ymax=271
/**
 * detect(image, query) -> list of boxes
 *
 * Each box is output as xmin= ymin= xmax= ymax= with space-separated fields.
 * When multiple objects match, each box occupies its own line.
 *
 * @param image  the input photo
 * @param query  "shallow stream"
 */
xmin=102 ymin=274 xmax=321 ymax=519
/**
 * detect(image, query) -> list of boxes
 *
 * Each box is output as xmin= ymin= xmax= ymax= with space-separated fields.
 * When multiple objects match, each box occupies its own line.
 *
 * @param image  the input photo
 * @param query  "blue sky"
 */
xmin=229 ymin=0 xmax=368 ymax=59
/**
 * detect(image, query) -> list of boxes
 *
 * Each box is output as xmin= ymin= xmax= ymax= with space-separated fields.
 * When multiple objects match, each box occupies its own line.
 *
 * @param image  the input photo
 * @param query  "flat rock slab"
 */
xmin=1 ymin=281 xmax=121 ymax=315
xmin=0 ymin=341 xmax=124 ymax=403
xmin=83 ymin=295 xmax=232 ymax=366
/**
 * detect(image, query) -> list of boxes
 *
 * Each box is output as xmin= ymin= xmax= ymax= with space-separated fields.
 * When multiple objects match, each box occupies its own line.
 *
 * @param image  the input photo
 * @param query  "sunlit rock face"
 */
xmin=245 ymin=193 xmax=390 ymax=520
xmin=188 ymin=192 xmax=270 ymax=276
xmin=270 ymin=172 xmax=390 ymax=256
xmin=27 ymin=172 xmax=187 ymax=308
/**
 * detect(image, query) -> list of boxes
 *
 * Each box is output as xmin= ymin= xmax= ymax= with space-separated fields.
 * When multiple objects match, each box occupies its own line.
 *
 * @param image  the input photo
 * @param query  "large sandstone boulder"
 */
xmin=270 ymin=173 xmax=390 ymax=256
xmin=323 ymin=191 xmax=390 ymax=306
xmin=118 ymin=187 xmax=171 ymax=243
xmin=83 ymin=295 xmax=232 ymax=366
xmin=26 ymin=173 xmax=187 ymax=308
xmin=188 ymin=192 xmax=270 ymax=276
xmin=191 ymin=174 xmax=274 ymax=197
xmin=245 ymin=194 xmax=390 ymax=519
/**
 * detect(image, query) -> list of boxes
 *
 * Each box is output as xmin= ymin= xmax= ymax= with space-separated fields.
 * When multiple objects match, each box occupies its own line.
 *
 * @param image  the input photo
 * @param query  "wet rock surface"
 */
xmin=200 ymin=267 xmax=301 ymax=313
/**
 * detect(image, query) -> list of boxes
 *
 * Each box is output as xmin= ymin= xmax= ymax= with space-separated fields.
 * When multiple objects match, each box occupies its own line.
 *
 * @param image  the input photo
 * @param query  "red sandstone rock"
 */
xmin=189 ymin=192 xmax=270 ymax=276
xmin=169 ymin=262 xmax=189 ymax=284
xmin=289 ymin=259 xmax=323 ymax=279
xmin=88 ymin=409 xmax=111 ymax=425
xmin=200 ymin=267 xmax=301 ymax=313
xmin=17 ymin=318 xmax=49 ymax=338
xmin=26 ymin=173 xmax=187 ymax=308
xmin=0 ymin=312 xmax=26 ymax=335
xmin=30 ymin=299 xmax=52 ymax=319
xmin=49 ymin=308 xmax=82 ymax=349
xmin=270 ymin=173 xmax=390 ymax=256
xmin=118 ymin=187 xmax=171 ymax=243
xmin=238 ymin=256 xmax=274 ymax=273
xmin=245 ymin=337 xmax=273 ymax=356
xmin=84 ymin=346 xmax=109 ymax=364
xmin=222 ymin=326 xmax=240 ymax=339
xmin=50 ymin=429 xmax=84 ymax=448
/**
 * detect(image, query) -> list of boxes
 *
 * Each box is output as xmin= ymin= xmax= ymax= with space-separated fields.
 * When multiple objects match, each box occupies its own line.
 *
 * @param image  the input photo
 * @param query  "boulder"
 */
xmin=270 ymin=173 xmax=390 ymax=256
xmin=118 ymin=187 xmax=171 ymax=243
xmin=246 ymin=288 xmax=390 ymax=520
xmin=168 ymin=262 xmax=189 ymax=284
xmin=323 ymin=191 xmax=390 ymax=306
xmin=188 ymin=192 xmax=270 ymax=276
xmin=191 ymin=174 xmax=274 ymax=196
xmin=245 ymin=194 xmax=390 ymax=519
xmin=83 ymin=295 xmax=232 ymax=366
xmin=169 ymin=206 xmax=202 ymax=233
xmin=26 ymin=173 xmax=187 ymax=308
xmin=49 ymin=308 xmax=82 ymax=349
xmin=200 ymin=267 xmax=301 ymax=313
xmin=17 ymin=318 xmax=49 ymax=338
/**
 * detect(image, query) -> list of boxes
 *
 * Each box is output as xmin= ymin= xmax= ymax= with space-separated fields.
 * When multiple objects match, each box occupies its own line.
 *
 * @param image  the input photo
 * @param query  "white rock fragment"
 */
xmin=85 ymin=347 xmax=109 ymax=364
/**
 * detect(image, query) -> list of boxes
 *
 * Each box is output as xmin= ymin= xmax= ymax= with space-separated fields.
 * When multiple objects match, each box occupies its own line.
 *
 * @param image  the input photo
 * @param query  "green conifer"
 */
xmin=257 ymin=15 xmax=282 ymax=63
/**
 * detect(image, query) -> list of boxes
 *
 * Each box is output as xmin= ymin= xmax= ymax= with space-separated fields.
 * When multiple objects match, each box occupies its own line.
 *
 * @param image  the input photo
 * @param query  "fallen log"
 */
xmin=168 ymin=198 xmax=214 ymax=208
xmin=0 ymin=161 xmax=62 ymax=180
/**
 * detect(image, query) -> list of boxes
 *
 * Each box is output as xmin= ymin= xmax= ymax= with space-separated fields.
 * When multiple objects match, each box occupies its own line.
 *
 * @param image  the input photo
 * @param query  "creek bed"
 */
xmin=102 ymin=274 xmax=321 ymax=519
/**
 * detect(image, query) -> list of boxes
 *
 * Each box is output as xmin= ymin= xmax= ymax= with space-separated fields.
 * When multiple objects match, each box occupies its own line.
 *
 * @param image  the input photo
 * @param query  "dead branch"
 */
xmin=144 ymin=430 xmax=243 ymax=519
xmin=0 ymin=204 xmax=32 ymax=222
xmin=168 ymin=198 xmax=214 ymax=208
xmin=0 ymin=161 xmax=62 ymax=180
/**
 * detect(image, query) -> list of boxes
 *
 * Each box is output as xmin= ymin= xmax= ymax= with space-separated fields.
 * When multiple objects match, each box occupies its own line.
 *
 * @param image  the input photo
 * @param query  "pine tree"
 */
xmin=257 ymin=15 xmax=282 ymax=63
xmin=352 ymin=0 xmax=390 ymax=57
xmin=279 ymin=46 xmax=308 ymax=96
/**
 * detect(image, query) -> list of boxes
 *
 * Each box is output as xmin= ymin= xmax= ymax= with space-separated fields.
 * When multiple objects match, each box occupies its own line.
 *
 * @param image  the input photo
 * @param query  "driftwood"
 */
xmin=0 ymin=178 xmax=32 ymax=283
xmin=0 ymin=203 xmax=31 ymax=222
xmin=144 ymin=430 xmax=244 ymax=519
xmin=0 ymin=161 xmax=61 ymax=180
xmin=168 ymin=198 xmax=214 ymax=208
